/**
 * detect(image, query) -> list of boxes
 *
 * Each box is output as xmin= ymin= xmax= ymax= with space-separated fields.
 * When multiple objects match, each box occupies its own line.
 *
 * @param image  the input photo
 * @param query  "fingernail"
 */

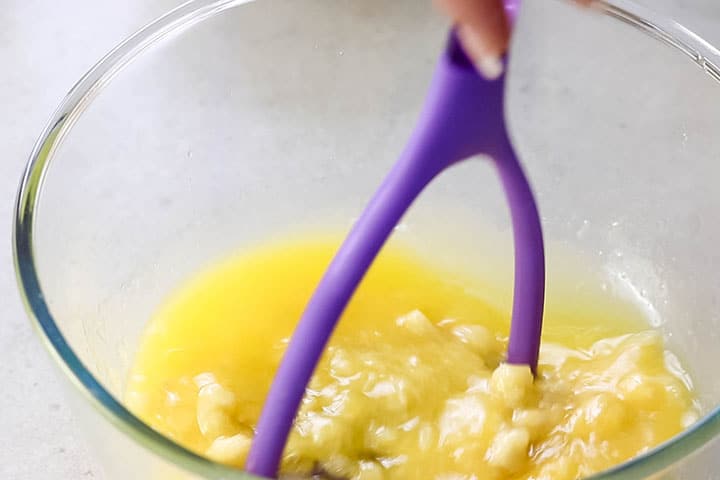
xmin=475 ymin=56 xmax=504 ymax=80
xmin=457 ymin=26 xmax=504 ymax=80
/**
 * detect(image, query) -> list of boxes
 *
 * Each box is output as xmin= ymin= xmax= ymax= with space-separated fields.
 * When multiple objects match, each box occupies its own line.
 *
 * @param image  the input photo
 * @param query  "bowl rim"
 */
xmin=12 ymin=0 xmax=720 ymax=478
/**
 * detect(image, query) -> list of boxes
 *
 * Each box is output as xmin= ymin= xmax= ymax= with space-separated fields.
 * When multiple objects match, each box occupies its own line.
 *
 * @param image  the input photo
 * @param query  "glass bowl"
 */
xmin=13 ymin=0 xmax=720 ymax=478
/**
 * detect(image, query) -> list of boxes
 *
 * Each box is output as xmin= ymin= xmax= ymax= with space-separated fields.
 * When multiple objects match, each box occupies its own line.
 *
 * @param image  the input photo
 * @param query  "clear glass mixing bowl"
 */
xmin=13 ymin=0 xmax=720 ymax=478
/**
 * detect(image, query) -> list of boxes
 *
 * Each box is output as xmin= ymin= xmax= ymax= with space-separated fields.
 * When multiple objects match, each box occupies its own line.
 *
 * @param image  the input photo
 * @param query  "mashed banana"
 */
xmin=126 ymin=238 xmax=697 ymax=479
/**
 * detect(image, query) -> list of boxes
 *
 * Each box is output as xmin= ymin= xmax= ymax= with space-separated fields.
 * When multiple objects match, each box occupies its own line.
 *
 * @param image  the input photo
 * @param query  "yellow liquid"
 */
xmin=126 ymin=237 xmax=697 ymax=479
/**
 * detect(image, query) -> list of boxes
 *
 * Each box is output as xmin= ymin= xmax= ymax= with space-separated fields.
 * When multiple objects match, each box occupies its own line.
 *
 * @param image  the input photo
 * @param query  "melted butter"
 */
xmin=126 ymin=236 xmax=697 ymax=479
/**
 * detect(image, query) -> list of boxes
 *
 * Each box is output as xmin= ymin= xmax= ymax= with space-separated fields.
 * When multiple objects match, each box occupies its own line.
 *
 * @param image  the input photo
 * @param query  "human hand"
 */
xmin=435 ymin=0 xmax=591 ymax=78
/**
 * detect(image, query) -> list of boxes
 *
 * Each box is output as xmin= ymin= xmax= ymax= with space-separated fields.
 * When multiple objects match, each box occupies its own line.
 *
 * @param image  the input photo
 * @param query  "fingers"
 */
xmin=435 ymin=0 xmax=593 ymax=79
xmin=435 ymin=0 xmax=510 ymax=78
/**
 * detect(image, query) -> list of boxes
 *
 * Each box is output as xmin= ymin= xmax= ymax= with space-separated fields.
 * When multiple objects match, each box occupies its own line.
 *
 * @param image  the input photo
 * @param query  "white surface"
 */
xmin=0 ymin=1 xmax=719 ymax=479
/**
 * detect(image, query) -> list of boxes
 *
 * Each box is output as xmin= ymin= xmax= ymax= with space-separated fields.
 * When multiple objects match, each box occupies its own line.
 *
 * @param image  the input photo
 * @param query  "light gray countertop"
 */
xmin=1 ymin=1 xmax=719 ymax=479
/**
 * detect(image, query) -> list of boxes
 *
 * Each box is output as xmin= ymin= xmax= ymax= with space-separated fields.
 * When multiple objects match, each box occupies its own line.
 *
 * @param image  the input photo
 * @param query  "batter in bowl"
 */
xmin=126 ymin=236 xmax=697 ymax=479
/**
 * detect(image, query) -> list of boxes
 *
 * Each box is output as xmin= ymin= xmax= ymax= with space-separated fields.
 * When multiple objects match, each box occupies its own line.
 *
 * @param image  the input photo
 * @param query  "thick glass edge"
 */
xmin=11 ymin=0 xmax=720 ymax=479
xmin=12 ymin=1 xmax=262 ymax=478
xmin=598 ymin=0 xmax=720 ymax=83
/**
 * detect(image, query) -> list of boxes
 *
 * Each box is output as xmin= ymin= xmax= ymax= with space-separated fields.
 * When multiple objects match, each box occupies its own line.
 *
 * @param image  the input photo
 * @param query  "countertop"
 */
xmin=1 ymin=1 xmax=719 ymax=479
